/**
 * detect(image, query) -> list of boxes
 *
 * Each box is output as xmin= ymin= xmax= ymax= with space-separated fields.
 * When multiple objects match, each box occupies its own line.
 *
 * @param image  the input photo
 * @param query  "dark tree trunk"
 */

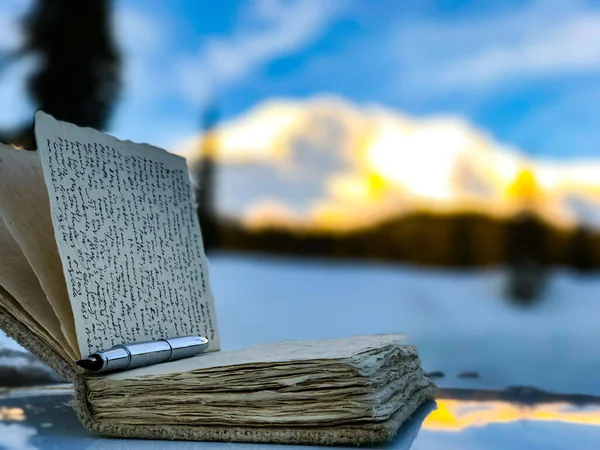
xmin=505 ymin=212 xmax=547 ymax=303
xmin=195 ymin=106 xmax=219 ymax=253
xmin=571 ymin=226 xmax=595 ymax=273
xmin=452 ymin=216 xmax=475 ymax=267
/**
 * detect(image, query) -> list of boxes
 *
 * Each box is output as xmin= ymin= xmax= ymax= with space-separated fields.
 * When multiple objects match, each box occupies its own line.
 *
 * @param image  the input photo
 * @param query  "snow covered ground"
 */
xmin=209 ymin=254 xmax=600 ymax=396
xmin=2 ymin=253 xmax=599 ymax=395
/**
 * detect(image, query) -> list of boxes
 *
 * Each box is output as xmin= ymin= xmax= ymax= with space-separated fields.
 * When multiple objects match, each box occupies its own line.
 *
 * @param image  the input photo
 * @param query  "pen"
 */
xmin=76 ymin=335 xmax=209 ymax=374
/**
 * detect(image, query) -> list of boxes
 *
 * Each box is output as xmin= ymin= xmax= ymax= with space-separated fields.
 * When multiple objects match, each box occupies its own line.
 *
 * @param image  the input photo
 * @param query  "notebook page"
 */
xmin=0 ymin=145 xmax=79 ymax=357
xmin=35 ymin=112 xmax=219 ymax=357
xmin=0 ymin=212 xmax=73 ymax=358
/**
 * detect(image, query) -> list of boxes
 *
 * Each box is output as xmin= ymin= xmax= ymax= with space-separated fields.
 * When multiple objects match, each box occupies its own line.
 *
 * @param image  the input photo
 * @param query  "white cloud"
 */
xmin=176 ymin=0 xmax=341 ymax=104
xmin=393 ymin=1 xmax=600 ymax=91
xmin=109 ymin=1 xmax=341 ymax=146
xmin=441 ymin=15 xmax=600 ymax=88
xmin=181 ymin=95 xmax=600 ymax=230
xmin=113 ymin=4 xmax=173 ymax=103
xmin=108 ymin=4 xmax=193 ymax=146
xmin=178 ymin=99 xmax=305 ymax=163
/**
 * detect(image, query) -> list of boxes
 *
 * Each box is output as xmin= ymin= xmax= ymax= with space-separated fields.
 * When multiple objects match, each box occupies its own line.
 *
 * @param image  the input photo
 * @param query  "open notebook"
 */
xmin=0 ymin=112 xmax=436 ymax=445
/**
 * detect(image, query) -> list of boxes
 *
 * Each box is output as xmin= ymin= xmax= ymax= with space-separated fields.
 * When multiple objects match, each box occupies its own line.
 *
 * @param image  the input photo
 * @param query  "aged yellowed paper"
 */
xmin=0 ymin=145 xmax=79 ymax=357
xmin=0 ymin=213 xmax=73 ymax=358
xmin=35 ymin=112 xmax=219 ymax=356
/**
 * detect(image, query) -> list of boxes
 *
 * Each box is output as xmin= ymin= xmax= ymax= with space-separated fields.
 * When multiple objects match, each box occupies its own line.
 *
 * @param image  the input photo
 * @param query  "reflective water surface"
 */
xmin=1 ymin=386 xmax=600 ymax=450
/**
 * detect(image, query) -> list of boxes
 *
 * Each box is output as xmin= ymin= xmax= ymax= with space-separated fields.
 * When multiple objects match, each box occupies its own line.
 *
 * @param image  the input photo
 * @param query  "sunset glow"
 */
xmin=424 ymin=399 xmax=600 ymax=432
xmin=0 ymin=407 xmax=25 ymax=421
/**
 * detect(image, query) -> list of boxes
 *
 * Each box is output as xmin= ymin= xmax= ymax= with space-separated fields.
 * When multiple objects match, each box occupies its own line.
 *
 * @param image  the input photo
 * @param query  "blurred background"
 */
xmin=1 ymin=0 xmax=600 ymax=443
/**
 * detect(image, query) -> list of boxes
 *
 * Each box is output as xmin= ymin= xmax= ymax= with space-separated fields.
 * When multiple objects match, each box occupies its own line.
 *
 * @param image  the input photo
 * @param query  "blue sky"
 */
xmin=2 ymin=0 xmax=600 ymax=159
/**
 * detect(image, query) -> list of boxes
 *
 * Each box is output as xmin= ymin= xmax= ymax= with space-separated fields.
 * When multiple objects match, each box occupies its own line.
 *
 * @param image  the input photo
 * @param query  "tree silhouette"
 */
xmin=504 ymin=170 xmax=547 ymax=303
xmin=1 ymin=0 xmax=121 ymax=148
xmin=571 ymin=225 xmax=595 ymax=273
xmin=451 ymin=215 xmax=475 ymax=267
xmin=505 ymin=212 xmax=547 ymax=304
xmin=194 ymin=105 xmax=220 ymax=253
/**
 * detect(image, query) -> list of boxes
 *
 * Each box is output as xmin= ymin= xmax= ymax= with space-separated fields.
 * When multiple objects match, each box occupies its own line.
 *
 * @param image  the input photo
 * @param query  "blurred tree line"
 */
xmin=217 ymin=211 xmax=600 ymax=272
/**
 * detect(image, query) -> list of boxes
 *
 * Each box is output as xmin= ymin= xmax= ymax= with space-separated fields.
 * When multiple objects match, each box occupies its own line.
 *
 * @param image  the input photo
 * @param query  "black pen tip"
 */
xmin=76 ymin=356 xmax=103 ymax=372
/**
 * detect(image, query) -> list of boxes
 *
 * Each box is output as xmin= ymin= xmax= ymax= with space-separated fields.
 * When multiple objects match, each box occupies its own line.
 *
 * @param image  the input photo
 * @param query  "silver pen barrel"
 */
xmin=124 ymin=339 xmax=172 ymax=370
xmin=165 ymin=336 xmax=210 ymax=362
xmin=76 ymin=335 xmax=209 ymax=373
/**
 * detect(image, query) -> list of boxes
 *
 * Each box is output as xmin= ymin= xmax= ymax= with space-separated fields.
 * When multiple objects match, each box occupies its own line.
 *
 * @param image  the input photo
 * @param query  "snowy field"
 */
xmin=2 ymin=253 xmax=599 ymax=395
